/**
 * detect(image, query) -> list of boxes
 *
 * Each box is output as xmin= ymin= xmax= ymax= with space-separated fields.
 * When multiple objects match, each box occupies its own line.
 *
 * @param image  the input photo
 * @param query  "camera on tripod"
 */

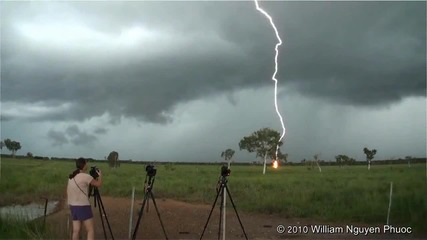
xmin=90 ymin=166 xmax=100 ymax=178
xmin=200 ymin=164 xmax=248 ymax=240
xmin=221 ymin=165 xmax=231 ymax=177
xmin=133 ymin=163 xmax=168 ymax=240
xmin=146 ymin=164 xmax=157 ymax=177
xmin=86 ymin=166 xmax=114 ymax=239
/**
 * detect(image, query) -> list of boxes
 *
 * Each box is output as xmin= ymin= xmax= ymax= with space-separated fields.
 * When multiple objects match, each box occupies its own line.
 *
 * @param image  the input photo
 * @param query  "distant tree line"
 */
xmin=3 ymin=134 xmax=425 ymax=173
xmin=2 ymin=153 xmax=425 ymax=166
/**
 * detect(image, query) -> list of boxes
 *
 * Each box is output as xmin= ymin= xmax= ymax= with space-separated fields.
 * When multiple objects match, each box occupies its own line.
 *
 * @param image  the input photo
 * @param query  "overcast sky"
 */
xmin=1 ymin=1 xmax=426 ymax=163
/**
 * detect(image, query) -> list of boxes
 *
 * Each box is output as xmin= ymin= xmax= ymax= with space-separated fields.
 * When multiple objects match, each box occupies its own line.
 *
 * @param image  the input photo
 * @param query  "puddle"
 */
xmin=0 ymin=201 xmax=59 ymax=221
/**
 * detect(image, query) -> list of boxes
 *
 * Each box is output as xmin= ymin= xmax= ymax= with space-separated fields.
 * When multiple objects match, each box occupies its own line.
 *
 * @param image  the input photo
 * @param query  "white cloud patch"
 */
xmin=2 ymin=102 xmax=73 ymax=120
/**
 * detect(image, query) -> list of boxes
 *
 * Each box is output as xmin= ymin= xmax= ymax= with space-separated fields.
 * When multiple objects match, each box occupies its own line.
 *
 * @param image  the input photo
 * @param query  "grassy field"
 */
xmin=1 ymin=157 xmax=426 ymax=237
xmin=0 ymin=216 xmax=54 ymax=239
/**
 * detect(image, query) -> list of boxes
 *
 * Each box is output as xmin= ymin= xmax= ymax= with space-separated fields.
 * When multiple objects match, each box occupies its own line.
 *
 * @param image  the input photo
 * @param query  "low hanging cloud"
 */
xmin=2 ymin=1 xmax=425 ymax=125
xmin=47 ymin=129 xmax=69 ymax=147
xmin=94 ymin=127 xmax=108 ymax=135
xmin=47 ymin=124 xmax=104 ymax=147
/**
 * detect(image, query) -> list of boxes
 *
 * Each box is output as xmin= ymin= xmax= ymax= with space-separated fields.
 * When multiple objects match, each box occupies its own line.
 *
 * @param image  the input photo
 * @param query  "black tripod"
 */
xmin=89 ymin=186 xmax=115 ymax=240
xmin=132 ymin=172 xmax=168 ymax=240
xmin=200 ymin=170 xmax=248 ymax=240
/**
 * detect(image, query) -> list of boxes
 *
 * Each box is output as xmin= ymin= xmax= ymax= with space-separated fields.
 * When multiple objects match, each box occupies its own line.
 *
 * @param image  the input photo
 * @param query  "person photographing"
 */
xmin=67 ymin=157 xmax=102 ymax=240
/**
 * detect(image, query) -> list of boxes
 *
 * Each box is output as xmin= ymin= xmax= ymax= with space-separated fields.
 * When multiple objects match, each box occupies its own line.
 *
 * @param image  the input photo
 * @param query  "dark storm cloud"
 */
xmin=271 ymin=2 xmax=426 ymax=105
xmin=2 ymin=1 xmax=425 ymax=123
xmin=94 ymin=127 xmax=108 ymax=135
xmin=47 ymin=125 xmax=98 ymax=146
xmin=70 ymin=132 xmax=97 ymax=146
xmin=0 ymin=114 xmax=12 ymax=122
xmin=66 ymin=125 xmax=80 ymax=137
xmin=47 ymin=130 xmax=69 ymax=146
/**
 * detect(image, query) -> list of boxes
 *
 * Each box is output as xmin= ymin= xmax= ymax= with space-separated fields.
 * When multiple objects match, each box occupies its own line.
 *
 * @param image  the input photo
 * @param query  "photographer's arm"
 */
xmin=90 ymin=170 xmax=103 ymax=187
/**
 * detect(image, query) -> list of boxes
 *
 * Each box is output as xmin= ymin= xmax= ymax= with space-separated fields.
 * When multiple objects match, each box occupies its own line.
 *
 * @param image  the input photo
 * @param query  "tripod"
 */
xmin=89 ymin=186 xmax=115 ymax=240
xmin=132 ymin=173 xmax=168 ymax=240
xmin=200 ymin=174 xmax=248 ymax=240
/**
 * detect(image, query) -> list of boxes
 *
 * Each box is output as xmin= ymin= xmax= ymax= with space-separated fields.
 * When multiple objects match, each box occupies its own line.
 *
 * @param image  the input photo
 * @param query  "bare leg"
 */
xmin=83 ymin=218 xmax=95 ymax=240
xmin=72 ymin=221 xmax=81 ymax=240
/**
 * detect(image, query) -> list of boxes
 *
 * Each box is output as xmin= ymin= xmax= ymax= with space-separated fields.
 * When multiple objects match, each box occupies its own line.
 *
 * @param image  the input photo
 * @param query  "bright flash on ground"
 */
xmin=272 ymin=160 xmax=279 ymax=169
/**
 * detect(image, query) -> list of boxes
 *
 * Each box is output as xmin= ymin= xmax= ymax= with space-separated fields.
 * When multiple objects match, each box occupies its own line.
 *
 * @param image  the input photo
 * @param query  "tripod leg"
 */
xmin=146 ymin=199 xmax=150 ymax=213
xmin=149 ymin=192 xmax=169 ymax=240
xmin=224 ymin=186 xmax=248 ymax=240
xmin=145 ymin=189 xmax=150 ymax=213
xmin=97 ymin=193 xmax=115 ymax=240
xmin=200 ymin=184 xmax=223 ymax=240
xmin=218 ymin=185 xmax=224 ymax=240
xmin=96 ymin=194 xmax=108 ymax=240
xmin=132 ymin=194 xmax=149 ymax=240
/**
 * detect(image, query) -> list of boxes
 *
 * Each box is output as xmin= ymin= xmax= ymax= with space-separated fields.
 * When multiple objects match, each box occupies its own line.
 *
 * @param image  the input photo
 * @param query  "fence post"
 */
xmin=67 ymin=213 xmax=71 ymax=240
xmin=44 ymin=198 xmax=48 ymax=226
xmin=129 ymin=186 xmax=135 ymax=239
xmin=387 ymin=182 xmax=393 ymax=225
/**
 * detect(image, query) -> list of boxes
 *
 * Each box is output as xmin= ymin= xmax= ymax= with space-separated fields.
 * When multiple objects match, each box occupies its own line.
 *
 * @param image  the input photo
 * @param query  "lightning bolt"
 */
xmin=254 ymin=0 xmax=286 ymax=160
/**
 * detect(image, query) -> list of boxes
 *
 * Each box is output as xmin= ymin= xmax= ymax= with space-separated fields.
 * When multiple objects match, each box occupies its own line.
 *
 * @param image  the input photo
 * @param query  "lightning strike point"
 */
xmin=254 ymin=0 xmax=286 ymax=160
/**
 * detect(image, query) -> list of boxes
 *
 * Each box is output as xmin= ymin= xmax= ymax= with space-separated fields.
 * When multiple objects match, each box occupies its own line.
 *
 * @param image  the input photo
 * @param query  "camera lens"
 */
xmin=146 ymin=164 xmax=156 ymax=177
xmin=90 ymin=166 xmax=99 ymax=178
xmin=221 ymin=166 xmax=230 ymax=177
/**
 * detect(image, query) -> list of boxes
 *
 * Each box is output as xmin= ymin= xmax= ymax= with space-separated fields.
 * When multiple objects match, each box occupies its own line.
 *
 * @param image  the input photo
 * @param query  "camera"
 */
xmin=146 ymin=164 xmax=157 ymax=177
xmin=90 ymin=166 xmax=100 ymax=178
xmin=221 ymin=165 xmax=231 ymax=177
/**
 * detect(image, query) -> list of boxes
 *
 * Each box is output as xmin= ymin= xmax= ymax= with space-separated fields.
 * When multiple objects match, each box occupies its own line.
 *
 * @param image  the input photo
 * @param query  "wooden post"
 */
xmin=129 ymin=186 xmax=135 ymax=239
xmin=387 ymin=182 xmax=393 ymax=225
xmin=67 ymin=213 xmax=71 ymax=240
xmin=43 ymin=198 xmax=48 ymax=229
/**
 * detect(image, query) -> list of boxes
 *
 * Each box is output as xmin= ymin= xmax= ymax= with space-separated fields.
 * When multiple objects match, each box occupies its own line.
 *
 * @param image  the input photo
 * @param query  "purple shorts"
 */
xmin=70 ymin=205 xmax=93 ymax=221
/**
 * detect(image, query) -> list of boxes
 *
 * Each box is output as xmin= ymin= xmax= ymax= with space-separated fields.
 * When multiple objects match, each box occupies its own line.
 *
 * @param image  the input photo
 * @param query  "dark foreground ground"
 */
xmin=47 ymin=196 xmax=425 ymax=240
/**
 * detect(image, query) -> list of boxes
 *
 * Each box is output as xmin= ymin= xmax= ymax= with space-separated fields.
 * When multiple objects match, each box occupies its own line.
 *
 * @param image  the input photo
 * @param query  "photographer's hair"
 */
xmin=69 ymin=157 xmax=87 ymax=179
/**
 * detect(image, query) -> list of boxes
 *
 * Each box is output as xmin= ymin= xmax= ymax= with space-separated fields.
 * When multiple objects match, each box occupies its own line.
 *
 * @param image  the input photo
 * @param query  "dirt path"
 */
xmin=47 ymin=196 xmax=424 ymax=240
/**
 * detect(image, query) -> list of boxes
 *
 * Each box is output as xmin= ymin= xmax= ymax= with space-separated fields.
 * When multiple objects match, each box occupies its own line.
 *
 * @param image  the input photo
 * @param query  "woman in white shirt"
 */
xmin=67 ymin=157 xmax=102 ymax=240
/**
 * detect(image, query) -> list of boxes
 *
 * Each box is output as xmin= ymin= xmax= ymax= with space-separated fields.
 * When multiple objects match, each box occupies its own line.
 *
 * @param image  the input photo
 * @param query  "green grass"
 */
xmin=0 ymin=214 xmax=55 ymax=239
xmin=1 ymin=158 xmax=426 ymax=235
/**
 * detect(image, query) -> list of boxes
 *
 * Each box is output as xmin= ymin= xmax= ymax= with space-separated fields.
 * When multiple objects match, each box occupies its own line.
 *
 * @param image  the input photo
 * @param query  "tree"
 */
xmin=335 ymin=154 xmax=356 ymax=167
xmin=279 ymin=153 xmax=288 ymax=165
xmin=347 ymin=157 xmax=356 ymax=165
xmin=27 ymin=152 xmax=33 ymax=158
xmin=335 ymin=154 xmax=347 ymax=167
xmin=221 ymin=148 xmax=235 ymax=168
xmin=239 ymin=127 xmax=284 ymax=175
xmin=4 ymin=139 xmax=22 ymax=158
xmin=363 ymin=147 xmax=377 ymax=170
xmin=405 ymin=156 xmax=412 ymax=168
xmin=107 ymin=151 xmax=119 ymax=168
xmin=314 ymin=153 xmax=322 ymax=172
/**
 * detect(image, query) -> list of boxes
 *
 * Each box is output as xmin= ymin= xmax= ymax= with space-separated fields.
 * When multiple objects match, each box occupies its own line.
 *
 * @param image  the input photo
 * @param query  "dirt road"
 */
xmin=47 ymin=196 xmax=424 ymax=240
